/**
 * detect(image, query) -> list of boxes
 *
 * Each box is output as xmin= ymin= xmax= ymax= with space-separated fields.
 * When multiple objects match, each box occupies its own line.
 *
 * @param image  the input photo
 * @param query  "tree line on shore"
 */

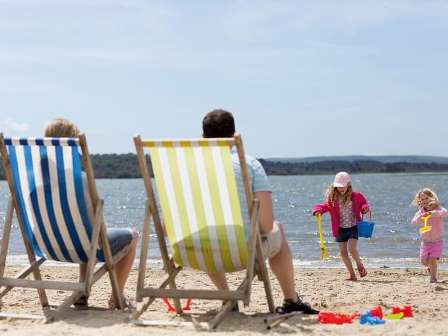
xmin=258 ymin=159 xmax=448 ymax=175
xmin=1 ymin=154 xmax=448 ymax=180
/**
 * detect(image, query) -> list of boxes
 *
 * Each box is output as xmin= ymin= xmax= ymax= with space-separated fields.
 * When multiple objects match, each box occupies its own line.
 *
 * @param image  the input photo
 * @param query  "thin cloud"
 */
xmin=0 ymin=118 xmax=30 ymax=135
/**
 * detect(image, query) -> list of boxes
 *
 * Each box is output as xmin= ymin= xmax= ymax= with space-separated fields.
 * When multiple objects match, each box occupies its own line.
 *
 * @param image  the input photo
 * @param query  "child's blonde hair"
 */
xmin=413 ymin=188 xmax=440 ymax=209
xmin=325 ymin=183 xmax=353 ymax=207
xmin=44 ymin=118 xmax=80 ymax=138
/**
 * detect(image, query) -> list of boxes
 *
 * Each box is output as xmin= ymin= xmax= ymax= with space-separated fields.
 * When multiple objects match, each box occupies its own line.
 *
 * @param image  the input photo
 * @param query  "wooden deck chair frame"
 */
xmin=131 ymin=134 xmax=275 ymax=329
xmin=0 ymin=133 xmax=129 ymax=321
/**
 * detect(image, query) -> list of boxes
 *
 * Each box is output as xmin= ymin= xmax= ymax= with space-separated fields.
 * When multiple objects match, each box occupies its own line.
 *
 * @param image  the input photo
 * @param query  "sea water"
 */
xmin=1 ymin=173 xmax=447 ymax=269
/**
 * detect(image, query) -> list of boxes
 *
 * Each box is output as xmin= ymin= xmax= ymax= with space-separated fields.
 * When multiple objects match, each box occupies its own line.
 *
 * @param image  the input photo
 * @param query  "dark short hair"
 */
xmin=202 ymin=109 xmax=235 ymax=138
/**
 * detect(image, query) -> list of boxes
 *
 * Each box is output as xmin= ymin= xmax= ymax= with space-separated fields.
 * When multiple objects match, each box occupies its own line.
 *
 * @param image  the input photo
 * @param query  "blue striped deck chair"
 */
xmin=131 ymin=134 xmax=274 ymax=329
xmin=0 ymin=134 xmax=128 ymax=321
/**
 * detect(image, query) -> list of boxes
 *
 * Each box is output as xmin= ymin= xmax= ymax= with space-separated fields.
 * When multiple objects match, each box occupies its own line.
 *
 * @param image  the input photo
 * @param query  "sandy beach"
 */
xmin=0 ymin=266 xmax=447 ymax=335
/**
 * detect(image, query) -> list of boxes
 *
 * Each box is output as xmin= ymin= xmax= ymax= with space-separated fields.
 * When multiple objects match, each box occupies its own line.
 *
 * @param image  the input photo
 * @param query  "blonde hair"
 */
xmin=325 ymin=183 xmax=353 ymax=207
xmin=44 ymin=118 xmax=80 ymax=138
xmin=413 ymin=188 xmax=440 ymax=210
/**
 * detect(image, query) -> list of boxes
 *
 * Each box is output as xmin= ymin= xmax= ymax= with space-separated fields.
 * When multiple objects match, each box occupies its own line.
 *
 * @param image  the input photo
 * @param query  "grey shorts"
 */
xmin=107 ymin=228 xmax=135 ymax=256
xmin=261 ymin=221 xmax=283 ymax=258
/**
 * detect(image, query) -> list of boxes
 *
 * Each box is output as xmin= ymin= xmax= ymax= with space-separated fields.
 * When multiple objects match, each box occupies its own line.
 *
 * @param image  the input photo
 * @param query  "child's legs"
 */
xmin=420 ymin=241 xmax=443 ymax=270
xmin=428 ymin=257 xmax=438 ymax=280
xmin=420 ymin=241 xmax=429 ymax=266
xmin=426 ymin=241 xmax=443 ymax=281
xmin=338 ymin=242 xmax=356 ymax=278
xmin=347 ymin=239 xmax=363 ymax=268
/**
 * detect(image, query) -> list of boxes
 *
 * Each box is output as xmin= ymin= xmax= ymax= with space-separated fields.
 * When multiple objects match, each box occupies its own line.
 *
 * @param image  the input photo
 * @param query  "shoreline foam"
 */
xmin=4 ymin=254 xmax=447 ymax=270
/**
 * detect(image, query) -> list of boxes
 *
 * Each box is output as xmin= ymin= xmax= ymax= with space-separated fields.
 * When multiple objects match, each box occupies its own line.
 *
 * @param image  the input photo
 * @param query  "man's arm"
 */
xmin=255 ymin=191 xmax=274 ymax=234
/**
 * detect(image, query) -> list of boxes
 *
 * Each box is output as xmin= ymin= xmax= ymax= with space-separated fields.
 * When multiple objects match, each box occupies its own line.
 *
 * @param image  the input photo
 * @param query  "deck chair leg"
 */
xmin=243 ymin=198 xmax=262 ymax=308
xmin=0 ymin=198 xmax=49 ymax=313
xmin=209 ymin=299 xmax=235 ymax=330
xmin=58 ymin=291 xmax=84 ymax=312
xmin=136 ymin=202 xmax=151 ymax=303
xmin=57 ymin=261 xmax=110 ymax=313
xmin=26 ymin=253 xmax=49 ymax=308
xmin=131 ymin=266 xmax=181 ymax=321
xmin=0 ymin=258 xmax=45 ymax=300
xmin=34 ymin=277 xmax=49 ymax=309
xmin=101 ymin=225 xmax=124 ymax=310
xmin=133 ymin=297 xmax=157 ymax=321
xmin=0 ymin=198 xmax=14 ymax=279
xmin=84 ymin=201 xmax=103 ymax=294
xmin=208 ymin=277 xmax=250 ymax=329
xmin=10 ymin=204 xmax=50 ymax=307
xmin=255 ymin=237 xmax=275 ymax=313
xmin=168 ymin=268 xmax=182 ymax=314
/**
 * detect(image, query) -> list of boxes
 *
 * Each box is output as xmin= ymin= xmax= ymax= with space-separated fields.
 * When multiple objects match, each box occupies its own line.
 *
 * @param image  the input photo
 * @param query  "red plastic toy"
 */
xmin=318 ymin=311 xmax=359 ymax=324
xmin=370 ymin=306 xmax=383 ymax=319
xmin=162 ymin=298 xmax=192 ymax=312
xmin=392 ymin=306 xmax=413 ymax=318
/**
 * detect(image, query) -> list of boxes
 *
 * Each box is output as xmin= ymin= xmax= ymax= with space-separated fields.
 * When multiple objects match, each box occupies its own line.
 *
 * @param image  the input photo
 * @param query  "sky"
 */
xmin=0 ymin=0 xmax=447 ymax=158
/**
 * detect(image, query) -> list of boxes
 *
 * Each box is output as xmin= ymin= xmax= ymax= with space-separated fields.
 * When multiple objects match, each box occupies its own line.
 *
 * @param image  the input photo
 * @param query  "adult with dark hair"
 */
xmin=202 ymin=109 xmax=319 ymax=314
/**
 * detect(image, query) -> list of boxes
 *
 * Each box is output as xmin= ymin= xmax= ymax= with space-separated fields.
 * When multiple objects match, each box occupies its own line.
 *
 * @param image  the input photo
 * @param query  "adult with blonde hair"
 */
xmin=44 ymin=118 xmax=137 ymax=309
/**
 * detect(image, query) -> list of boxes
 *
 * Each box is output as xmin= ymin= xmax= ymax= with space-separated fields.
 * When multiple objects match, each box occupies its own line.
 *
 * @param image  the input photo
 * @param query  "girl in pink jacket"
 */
xmin=412 ymin=188 xmax=447 ymax=283
xmin=312 ymin=172 xmax=370 ymax=281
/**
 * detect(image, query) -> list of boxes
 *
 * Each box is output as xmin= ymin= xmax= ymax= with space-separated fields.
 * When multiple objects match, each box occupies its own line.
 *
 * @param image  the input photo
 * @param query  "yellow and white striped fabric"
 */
xmin=144 ymin=139 xmax=248 ymax=273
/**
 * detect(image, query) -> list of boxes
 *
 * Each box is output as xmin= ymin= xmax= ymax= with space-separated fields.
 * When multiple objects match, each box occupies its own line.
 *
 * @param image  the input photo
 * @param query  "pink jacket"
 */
xmin=411 ymin=207 xmax=447 ymax=242
xmin=312 ymin=192 xmax=370 ymax=237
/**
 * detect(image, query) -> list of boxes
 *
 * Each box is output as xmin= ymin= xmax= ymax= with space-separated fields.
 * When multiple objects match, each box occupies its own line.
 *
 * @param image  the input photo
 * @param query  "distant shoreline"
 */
xmin=2 ymin=154 xmax=448 ymax=179
xmin=259 ymin=158 xmax=448 ymax=176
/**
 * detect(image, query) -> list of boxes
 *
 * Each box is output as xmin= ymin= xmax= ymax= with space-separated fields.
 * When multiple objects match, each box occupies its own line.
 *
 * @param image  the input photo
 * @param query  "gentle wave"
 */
xmin=4 ymin=254 xmax=447 ymax=270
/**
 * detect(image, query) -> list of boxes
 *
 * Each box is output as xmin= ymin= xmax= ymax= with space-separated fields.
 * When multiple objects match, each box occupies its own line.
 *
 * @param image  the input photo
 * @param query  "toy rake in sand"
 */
xmin=419 ymin=213 xmax=432 ymax=234
xmin=316 ymin=214 xmax=328 ymax=260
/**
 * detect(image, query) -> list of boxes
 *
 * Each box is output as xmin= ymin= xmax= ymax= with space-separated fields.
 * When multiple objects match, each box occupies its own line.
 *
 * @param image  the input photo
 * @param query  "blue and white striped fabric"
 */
xmin=5 ymin=137 xmax=103 ymax=263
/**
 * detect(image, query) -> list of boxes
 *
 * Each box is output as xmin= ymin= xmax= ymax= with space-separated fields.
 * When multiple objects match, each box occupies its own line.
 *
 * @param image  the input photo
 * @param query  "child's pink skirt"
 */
xmin=420 ymin=240 xmax=444 ymax=260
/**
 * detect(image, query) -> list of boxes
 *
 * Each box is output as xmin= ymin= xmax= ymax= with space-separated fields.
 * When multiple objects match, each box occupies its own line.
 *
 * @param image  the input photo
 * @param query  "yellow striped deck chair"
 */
xmin=132 ymin=134 xmax=274 ymax=329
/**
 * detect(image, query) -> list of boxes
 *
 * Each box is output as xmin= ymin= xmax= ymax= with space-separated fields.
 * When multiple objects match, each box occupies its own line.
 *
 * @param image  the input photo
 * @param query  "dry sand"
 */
xmin=0 ymin=266 xmax=447 ymax=335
